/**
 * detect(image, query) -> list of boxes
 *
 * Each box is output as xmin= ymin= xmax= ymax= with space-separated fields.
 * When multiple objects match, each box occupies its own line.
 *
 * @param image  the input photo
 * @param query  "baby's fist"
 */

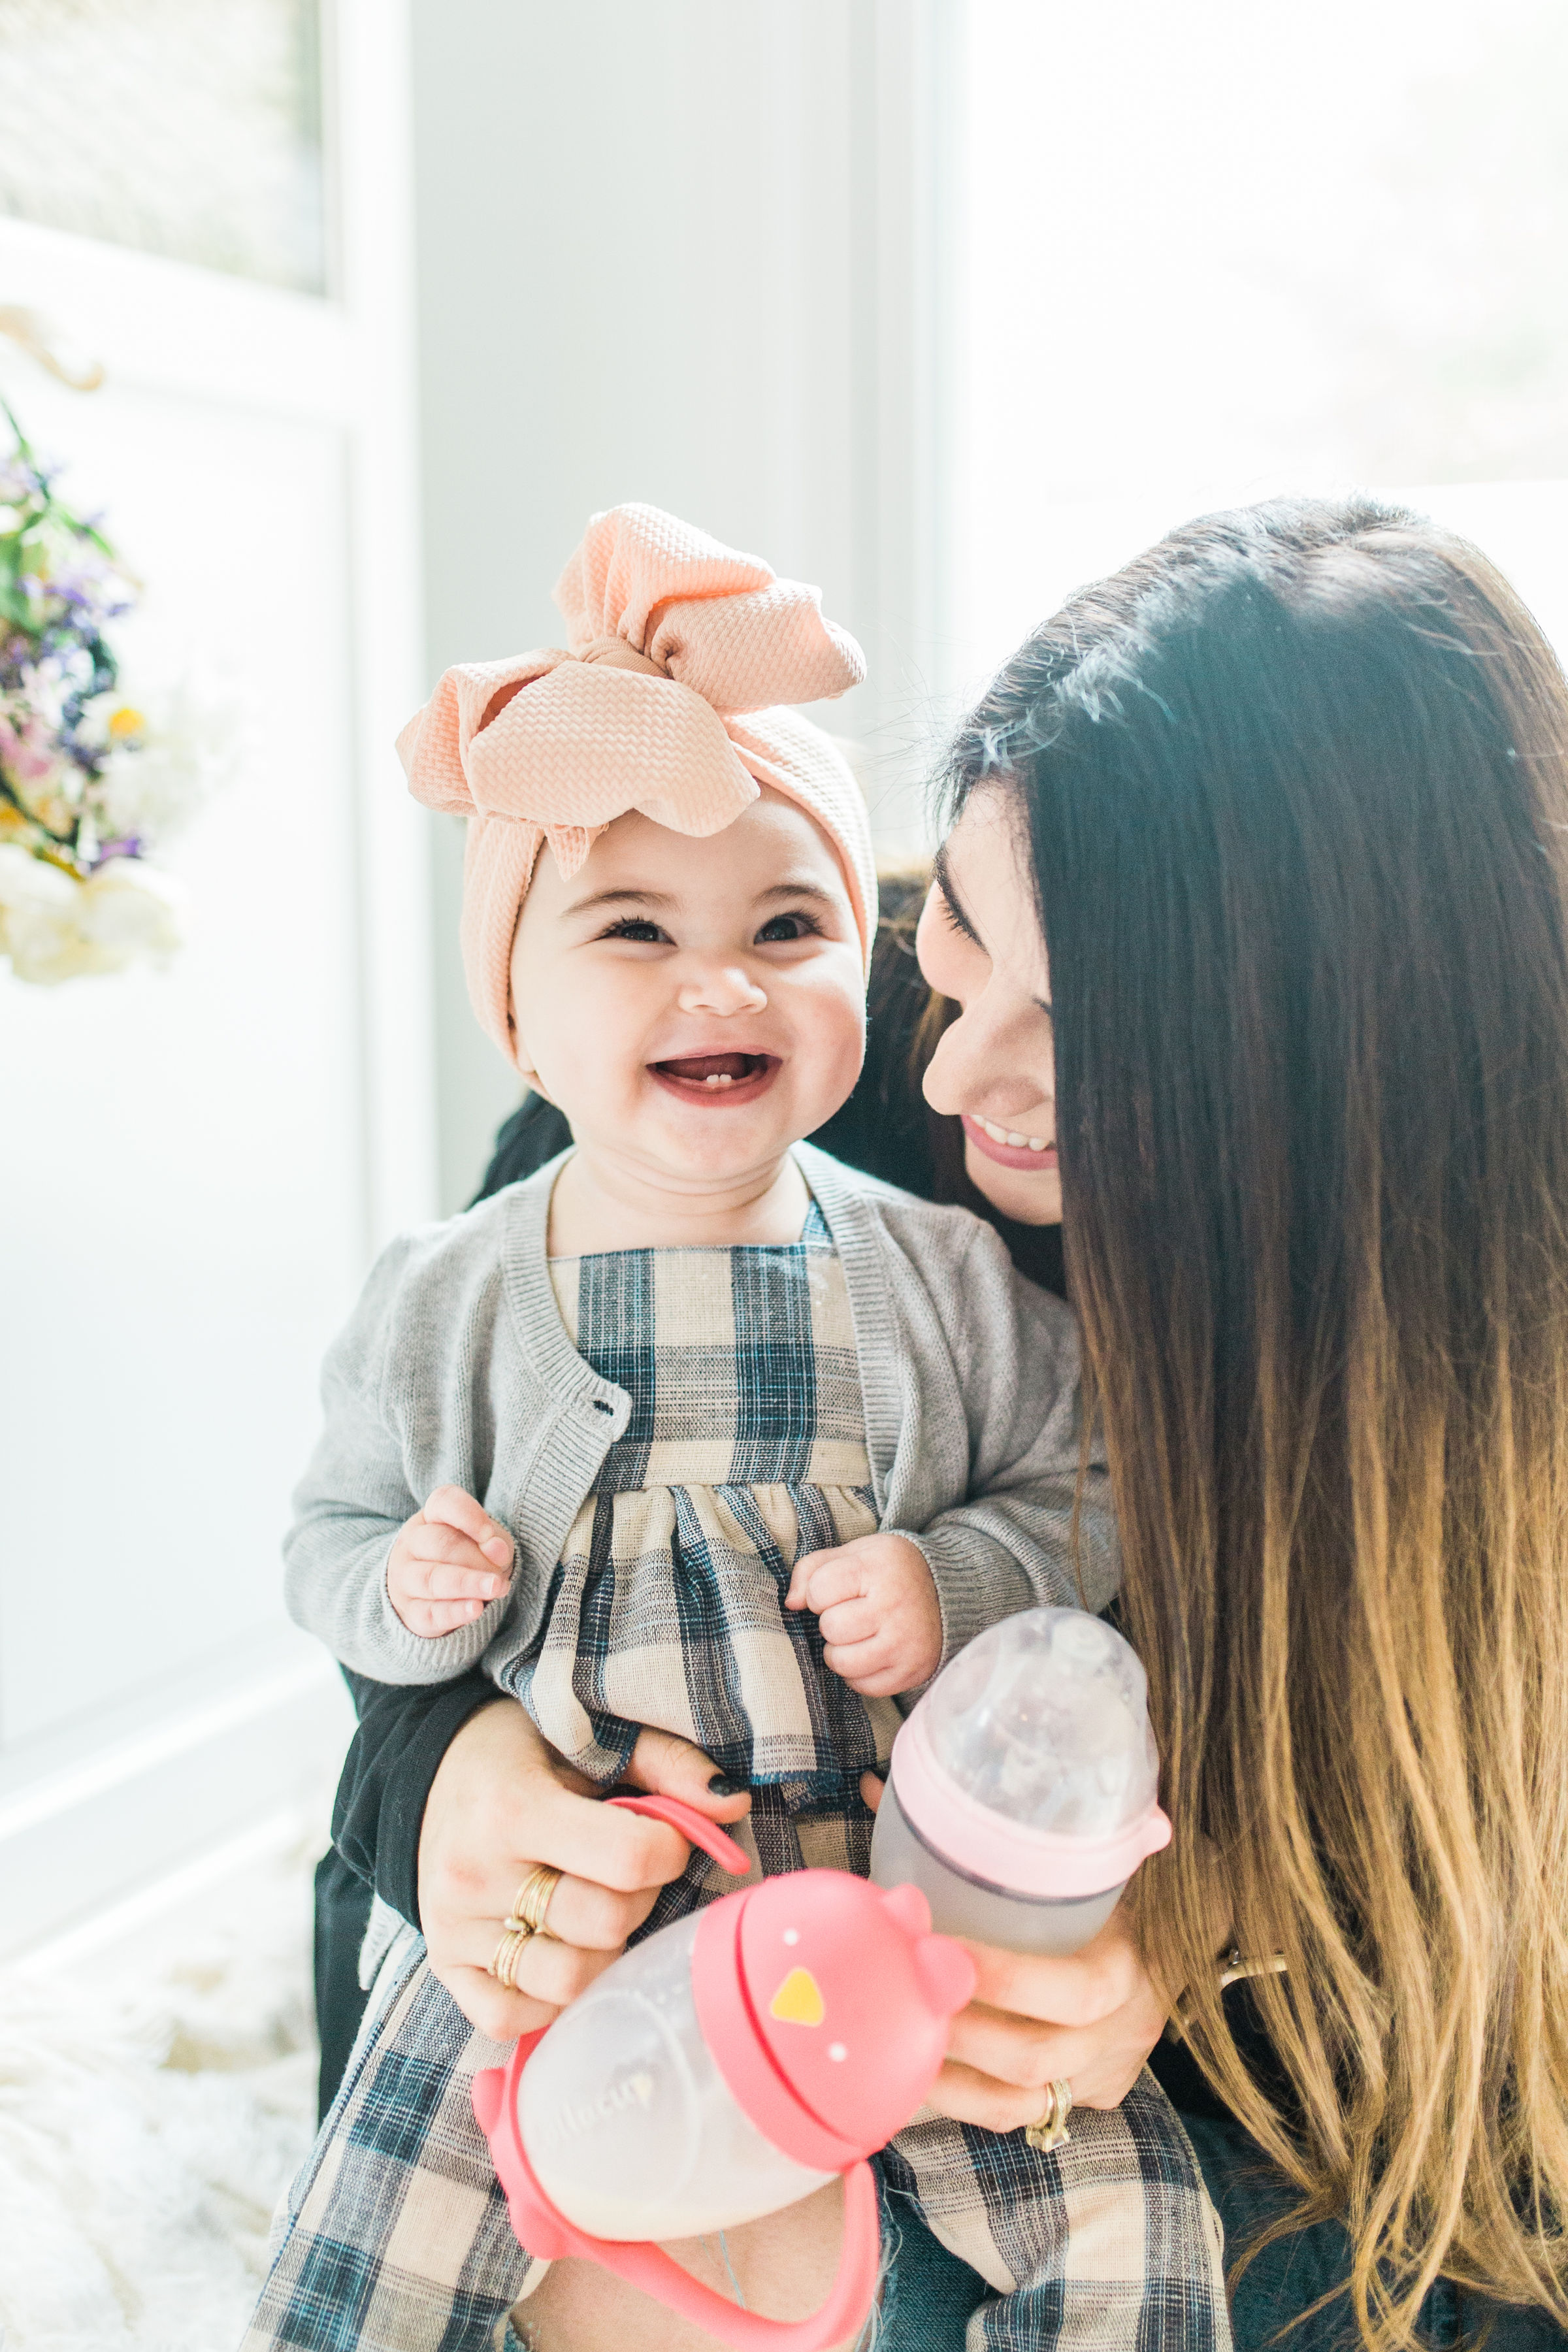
xmin=785 ymin=1531 xmax=942 ymax=1695
xmin=387 ymin=1485 xmax=514 ymax=1637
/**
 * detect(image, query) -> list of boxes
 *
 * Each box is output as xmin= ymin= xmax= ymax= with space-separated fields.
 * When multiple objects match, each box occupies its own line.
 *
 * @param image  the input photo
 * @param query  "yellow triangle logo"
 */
xmin=769 ymin=1967 xmax=825 ymax=2027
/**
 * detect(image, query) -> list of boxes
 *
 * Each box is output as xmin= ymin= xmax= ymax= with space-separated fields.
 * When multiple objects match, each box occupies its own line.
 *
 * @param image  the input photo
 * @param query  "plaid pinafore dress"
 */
xmin=498 ymin=1202 xmax=900 ymax=1927
xmin=242 ymin=1211 xmax=1231 ymax=2352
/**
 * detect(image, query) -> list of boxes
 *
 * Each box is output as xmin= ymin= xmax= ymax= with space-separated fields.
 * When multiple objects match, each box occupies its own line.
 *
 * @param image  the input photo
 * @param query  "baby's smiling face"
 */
xmin=510 ymin=789 xmax=866 ymax=1196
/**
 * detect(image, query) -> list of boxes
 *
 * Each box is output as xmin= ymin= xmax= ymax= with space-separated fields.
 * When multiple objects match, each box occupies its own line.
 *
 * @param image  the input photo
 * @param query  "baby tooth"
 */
xmin=1028 ymin=1137 xmax=1046 ymax=1151
xmin=1006 ymin=1132 xmax=1025 ymax=1147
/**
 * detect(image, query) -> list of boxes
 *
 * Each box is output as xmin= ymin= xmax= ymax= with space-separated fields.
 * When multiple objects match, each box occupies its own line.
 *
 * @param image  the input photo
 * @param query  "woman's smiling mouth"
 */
xmin=962 ymin=1111 xmax=1058 ymax=1171
xmin=651 ymin=1051 xmax=781 ymax=1105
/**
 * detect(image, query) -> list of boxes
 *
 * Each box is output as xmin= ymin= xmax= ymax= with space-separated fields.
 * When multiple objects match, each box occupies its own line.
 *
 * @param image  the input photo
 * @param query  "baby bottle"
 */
xmin=472 ymin=1793 xmax=975 ymax=2352
xmin=871 ymin=1607 xmax=1171 ymax=1955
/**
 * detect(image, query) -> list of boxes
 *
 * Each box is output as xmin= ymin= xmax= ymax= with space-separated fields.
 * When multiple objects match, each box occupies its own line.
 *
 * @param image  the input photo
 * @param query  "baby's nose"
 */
xmin=677 ymin=962 xmax=768 ymax=1016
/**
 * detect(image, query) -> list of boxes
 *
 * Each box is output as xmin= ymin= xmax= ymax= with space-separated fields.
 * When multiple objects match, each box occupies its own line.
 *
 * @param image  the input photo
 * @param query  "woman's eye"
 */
xmin=756 ymin=910 xmax=823 ymax=943
xmin=939 ymin=889 xmax=977 ymax=945
xmin=602 ymin=917 xmax=670 ymax=944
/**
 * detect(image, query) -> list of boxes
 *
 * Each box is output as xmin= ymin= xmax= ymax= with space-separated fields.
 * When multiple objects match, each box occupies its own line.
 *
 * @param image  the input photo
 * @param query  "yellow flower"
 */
xmin=107 ymin=705 xmax=146 ymax=741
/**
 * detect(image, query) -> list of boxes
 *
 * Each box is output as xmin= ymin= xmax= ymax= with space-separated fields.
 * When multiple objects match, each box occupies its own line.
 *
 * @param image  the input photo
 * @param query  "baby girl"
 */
xmin=265 ymin=507 xmax=1226 ymax=2352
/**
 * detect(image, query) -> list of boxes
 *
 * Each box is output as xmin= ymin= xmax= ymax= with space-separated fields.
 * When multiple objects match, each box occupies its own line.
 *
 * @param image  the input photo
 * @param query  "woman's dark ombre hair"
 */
xmin=942 ymin=499 xmax=1568 ymax=2346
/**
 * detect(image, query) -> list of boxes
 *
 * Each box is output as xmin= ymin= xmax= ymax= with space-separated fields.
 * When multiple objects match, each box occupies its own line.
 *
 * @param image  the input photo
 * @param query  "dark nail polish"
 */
xmin=708 ymin=1773 xmax=740 ymax=1797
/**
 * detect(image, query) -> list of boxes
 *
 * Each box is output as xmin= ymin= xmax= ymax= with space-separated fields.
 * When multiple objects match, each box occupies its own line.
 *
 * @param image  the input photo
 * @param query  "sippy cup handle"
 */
xmin=608 ymin=1789 xmax=752 ymax=1876
xmin=474 ymin=2041 xmax=881 ymax=2352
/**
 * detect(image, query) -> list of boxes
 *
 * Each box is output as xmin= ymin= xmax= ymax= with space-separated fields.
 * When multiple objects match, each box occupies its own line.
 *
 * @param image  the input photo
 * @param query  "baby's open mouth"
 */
xmin=651 ymin=1051 xmax=780 ymax=1102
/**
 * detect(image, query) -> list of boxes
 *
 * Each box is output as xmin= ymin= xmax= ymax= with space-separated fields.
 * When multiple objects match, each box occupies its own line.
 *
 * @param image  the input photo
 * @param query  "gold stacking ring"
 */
xmin=1024 ymin=2078 xmax=1075 ymax=2154
xmin=489 ymin=1925 xmax=533 ymax=1990
xmin=507 ymin=1863 xmax=563 ymax=1939
xmin=486 ymin=1864 xmax=564 ymax=1986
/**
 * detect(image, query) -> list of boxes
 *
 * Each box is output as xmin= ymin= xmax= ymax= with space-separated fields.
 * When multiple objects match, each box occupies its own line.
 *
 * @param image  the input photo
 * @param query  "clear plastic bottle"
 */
xmin=518 ymin=1908 xmax=833 ymax=2240
xmin=871 ymin=1607 xmax=1171 ymax=1955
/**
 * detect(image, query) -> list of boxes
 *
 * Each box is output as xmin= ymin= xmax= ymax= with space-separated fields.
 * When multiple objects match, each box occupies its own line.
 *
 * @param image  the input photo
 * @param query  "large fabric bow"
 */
xmin=397 ymin=504 xmax=875 ymax=1064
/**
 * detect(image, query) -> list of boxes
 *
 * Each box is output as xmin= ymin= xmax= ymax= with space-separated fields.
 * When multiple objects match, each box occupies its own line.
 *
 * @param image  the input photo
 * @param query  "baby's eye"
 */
xmin=755 ymin=909 xmax=823 ymax=944
xmin=601 ymin=917 xmax=672 ymax=945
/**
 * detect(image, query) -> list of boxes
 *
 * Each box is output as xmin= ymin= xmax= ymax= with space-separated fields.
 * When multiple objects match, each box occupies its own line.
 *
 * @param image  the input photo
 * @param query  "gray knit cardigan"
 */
xmin=284 ymin=1143 xmax=1119 ymax=1687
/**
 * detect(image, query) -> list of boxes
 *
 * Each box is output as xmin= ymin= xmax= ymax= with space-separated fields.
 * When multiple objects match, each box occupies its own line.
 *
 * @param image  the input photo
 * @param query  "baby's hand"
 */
xmin=387 ymin=1485 xmax=514 ymax=1637
xmin=785 ymin=1532 xmax=942 ymax=1696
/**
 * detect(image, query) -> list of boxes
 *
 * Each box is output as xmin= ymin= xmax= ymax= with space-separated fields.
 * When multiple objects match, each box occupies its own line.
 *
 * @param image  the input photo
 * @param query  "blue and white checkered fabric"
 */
xmin=500 ymin=1207 xmax=897 ymax=1815
xmin=242 ymin=1219 xmax=1232 ymax=2351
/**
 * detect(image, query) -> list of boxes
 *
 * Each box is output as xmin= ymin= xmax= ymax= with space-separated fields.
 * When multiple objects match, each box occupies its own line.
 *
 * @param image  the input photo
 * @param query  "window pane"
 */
xmin=966 ymin=0 xmax=1567 ymax=501
xmin=960 ymin=0 xmax=1568 ymax=670
xmin=0 ymin=0 xmax=326 ymax=295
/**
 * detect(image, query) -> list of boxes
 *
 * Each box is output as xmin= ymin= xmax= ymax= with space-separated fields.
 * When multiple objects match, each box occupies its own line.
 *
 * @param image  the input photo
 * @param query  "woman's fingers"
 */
xmin=425 ymin=1716 xmax=747 ymax=1935
xmin=416 ymin=1701 xmax=759 ymax=2050
xmin=927 ymin=1908 xmax=1174 ymax=2121
xmin=523 ymin=1783 xmax=708 ymax=1895
xmin=925 ymin=2055 xmax=1079 ymax=2134
xmin=962 ymin=1914 xmax=1149 ymax=2030
xmin=505 ymin=1927 xmax=627 ymax=2010
xmin=436 ymin=1872 xmax=659 ymax=1973
xmin=943 ymin=1999 xmax=1121 ymax=2094
xmin=932 ymin=2023 xmax=1154 ymax=2124
xmin=620 ymin=1725 xmax=753 ymax=1829
xmin=429 ymin=1956 xmax=562 ymax=2042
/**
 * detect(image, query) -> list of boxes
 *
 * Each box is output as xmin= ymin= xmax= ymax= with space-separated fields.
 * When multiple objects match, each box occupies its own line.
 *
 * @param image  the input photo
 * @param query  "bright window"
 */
xmin=958 ymin=0 xmax=1568 ymax=681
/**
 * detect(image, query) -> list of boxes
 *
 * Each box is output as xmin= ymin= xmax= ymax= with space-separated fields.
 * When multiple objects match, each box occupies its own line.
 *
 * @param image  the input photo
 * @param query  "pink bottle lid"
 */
xmin=693 ymin=1867 xmax=975 ymax=2164
xmin=890 ymin=1702 xmax=1171 ymax=1901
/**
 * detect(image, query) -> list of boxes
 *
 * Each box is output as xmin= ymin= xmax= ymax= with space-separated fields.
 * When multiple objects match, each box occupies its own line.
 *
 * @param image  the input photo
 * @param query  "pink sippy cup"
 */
xmin=872 ymin=1606 xmax=1172 ymax=1955
xmin=472 ymin=1793 xmax=975 ymax=2352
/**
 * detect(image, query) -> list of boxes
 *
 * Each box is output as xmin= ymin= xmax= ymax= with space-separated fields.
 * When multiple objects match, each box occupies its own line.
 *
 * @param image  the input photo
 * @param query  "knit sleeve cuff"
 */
xmin=365 ymin=1556 xmax=512 ymax=1684
xmin=902 ymin=1523 xmax=1037 ymax=1673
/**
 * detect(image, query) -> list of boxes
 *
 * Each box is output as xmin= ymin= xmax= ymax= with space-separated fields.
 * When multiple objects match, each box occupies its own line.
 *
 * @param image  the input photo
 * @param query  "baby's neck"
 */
xmin=546 ymin=1146 xmax=811 ymax=1254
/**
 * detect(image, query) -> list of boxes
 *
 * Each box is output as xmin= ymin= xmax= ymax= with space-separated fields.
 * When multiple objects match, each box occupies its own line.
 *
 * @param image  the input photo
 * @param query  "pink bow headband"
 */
xmin=397 ymin=504 xmax=877 ymax=1066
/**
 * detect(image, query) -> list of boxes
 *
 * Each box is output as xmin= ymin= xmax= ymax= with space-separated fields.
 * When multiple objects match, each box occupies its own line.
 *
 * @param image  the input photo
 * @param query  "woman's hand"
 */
xmin=860 ymin=1769 xmax=1169 ymax=2127
xmin=419 ymin=1701 xmax=750 ymax=2040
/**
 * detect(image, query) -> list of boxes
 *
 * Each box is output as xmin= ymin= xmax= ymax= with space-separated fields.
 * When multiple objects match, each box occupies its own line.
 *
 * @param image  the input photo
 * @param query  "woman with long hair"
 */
xmin=915 ymin=494 xmax=1568 ymax=2345
xmin=286 ymin=493 xmax=1568 ymax=2351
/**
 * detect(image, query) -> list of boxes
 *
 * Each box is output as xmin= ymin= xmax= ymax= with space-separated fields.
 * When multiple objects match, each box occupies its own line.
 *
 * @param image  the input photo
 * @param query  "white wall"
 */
xmin=408 ymin=0 xmax=963 ymax=1209
xmin=0 ymin=0 xmax=430 ymax=1956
